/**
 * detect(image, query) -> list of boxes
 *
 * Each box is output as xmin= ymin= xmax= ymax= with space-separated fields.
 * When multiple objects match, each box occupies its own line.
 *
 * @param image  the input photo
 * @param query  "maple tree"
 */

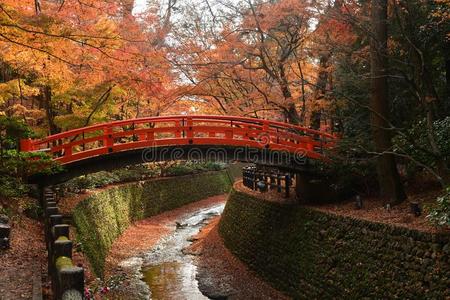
xmin=0 ymin=0 xmax=448 ymax=202
xmin=0 ymin=0 xmax=177 ymax=135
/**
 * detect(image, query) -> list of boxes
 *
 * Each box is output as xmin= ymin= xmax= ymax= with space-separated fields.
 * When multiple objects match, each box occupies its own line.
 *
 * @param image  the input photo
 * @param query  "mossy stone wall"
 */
xmin=219 ymin=189 xmax=450 ymax=299
xmin=73 ymin=171 xmax=232 ymax=277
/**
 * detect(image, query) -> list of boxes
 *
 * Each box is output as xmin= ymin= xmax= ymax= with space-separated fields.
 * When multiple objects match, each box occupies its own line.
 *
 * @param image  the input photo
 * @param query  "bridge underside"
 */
xmin=29 ymin=145 xmax=321 ymax=185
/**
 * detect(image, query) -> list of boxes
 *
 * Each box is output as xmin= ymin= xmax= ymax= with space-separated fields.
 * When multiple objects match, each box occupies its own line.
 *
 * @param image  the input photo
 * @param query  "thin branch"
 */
xmin=0 ymin=32 xmax=78 ymax=66
xmin=0 ymin=4 xmax=12 ymax=19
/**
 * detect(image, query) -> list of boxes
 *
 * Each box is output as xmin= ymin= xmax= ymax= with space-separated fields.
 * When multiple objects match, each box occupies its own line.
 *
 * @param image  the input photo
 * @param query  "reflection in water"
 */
xmin=143 ymin=261 xmax=207 ymax=300
xmin=141 ymin=204 xmax=225 ymax=300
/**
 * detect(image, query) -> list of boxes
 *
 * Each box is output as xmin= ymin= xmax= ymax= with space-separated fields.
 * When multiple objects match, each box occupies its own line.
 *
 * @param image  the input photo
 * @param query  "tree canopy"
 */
xmin=0 ymin=0 xmax=449 ymax=202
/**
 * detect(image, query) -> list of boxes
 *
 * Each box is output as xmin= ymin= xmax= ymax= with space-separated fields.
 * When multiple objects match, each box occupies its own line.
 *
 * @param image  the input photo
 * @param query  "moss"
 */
xmin=55 ymin=256 xmax=73 ymax=270
xmin=73 ymin=171 xmax=232 ymax=278
xmin=219 ymin=189 xmax=450 ymax=299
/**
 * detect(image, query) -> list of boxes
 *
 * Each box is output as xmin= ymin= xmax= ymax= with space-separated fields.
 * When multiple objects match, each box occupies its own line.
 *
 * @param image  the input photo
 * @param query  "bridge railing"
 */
xmin=20 ymin=115 xmax=336 ymax=164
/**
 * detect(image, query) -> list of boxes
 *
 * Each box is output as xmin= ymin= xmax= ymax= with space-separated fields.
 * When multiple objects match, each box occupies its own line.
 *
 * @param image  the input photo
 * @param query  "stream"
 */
xmin=119 ymin=203 xmax=225 ymax=300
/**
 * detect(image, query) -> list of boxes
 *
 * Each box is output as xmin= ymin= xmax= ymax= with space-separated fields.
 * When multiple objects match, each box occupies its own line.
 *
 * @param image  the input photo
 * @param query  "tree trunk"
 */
xmin=286 ymin=103 xmax=301 ymax=125
xmin=370 ymin=0 xmax=406 ymax=205
xmin=41 ymin=86 xmax=60 ymax=135
xmin=278 ymin=64 xmax=301 ymax=125
xmin=310 ymin=53 xmax=330 ymax=130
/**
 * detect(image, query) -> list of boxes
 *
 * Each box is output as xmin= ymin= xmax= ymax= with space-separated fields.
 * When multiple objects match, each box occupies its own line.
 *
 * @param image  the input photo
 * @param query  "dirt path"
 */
xmin=0 ymin=216 xmax=47 ymax=300
xmin=188 ymin=217 xmax=290 ymax=299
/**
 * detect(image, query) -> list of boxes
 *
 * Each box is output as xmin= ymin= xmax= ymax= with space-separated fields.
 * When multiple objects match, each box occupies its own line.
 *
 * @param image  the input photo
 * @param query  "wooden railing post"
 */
xmin=43 ymin=189 xmax=85 ymax=300
xmin=277 ymin=174 xmax=282 ymax=193
xmin=285 ymin=174 xmax=291 ymax=198
xmin=186 ymin=117 xmax=193 ymax=141
xmin=147 ymin=128 xmax=154 ymax=141
xmin=20 ymin=138 xmax=33 ymax=151
xmin=260 ymin=121 xmax=270 ymax=148
xmin=270 ymin=173 xmax=276 ymax=190
xmin=175 ymin=120 xmax=182 ymax=138
xmin=104 ymin=126 xmax=114 ymax=153
xmin=63 ymin=144 xmax=72 ymax=157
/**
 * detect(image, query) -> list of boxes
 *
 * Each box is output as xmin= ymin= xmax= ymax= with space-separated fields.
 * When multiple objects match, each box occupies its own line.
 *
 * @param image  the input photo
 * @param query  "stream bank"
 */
xmin=189 ymin=218 xmax=290 ymax=300
xmin=71 ymin=171 xmax=232 ymax=278
xmin=103 ymin=195 xmax=227 ymax=299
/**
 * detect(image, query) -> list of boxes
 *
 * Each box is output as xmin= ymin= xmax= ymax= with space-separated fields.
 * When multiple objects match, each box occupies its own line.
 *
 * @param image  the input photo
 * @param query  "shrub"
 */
xmin=394 ymin=116 xmax=450 ymax=173
xmin=58 ymin=162 xmax=228 ymax=195
xmin=315 ymin=141 xmax=379 ymax=198
xmin=165 ymin=164 xmax=194 ymax=176
xmin=61 ymin=171 xmax=120 ymax=193
xmin=112 ymin=167 xmax=156 ymax=182
xmin=0 ymin=116 xmax=60 ymax=198
xmin=23 ymin=199 xmax=43 ymax=219
xmin=427 ymin=187 xmax=450 ymax=227
xmin=0 ymin=175 xmax=29 ymax=198
xmin=163 ymin=161 xmax=226 ymax=176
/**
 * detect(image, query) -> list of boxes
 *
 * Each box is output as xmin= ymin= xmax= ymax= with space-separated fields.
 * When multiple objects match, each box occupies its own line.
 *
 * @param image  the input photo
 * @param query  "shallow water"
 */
xmin=141 ymin=204 xmax=225 ymax=300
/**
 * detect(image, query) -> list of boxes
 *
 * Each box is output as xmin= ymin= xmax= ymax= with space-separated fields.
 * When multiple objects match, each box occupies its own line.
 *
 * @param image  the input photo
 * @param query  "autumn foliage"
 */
xmin=0 ymin=0 xmax=449 ymax=196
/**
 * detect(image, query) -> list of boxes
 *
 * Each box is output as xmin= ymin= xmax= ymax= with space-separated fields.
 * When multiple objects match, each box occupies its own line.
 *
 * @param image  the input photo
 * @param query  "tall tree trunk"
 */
xmin=279 ymin=64 xmax=301 ymax=125
xmin=370 ymin=0 xmax=406 ymax=204
xmin=444 ymin=52 xmax=450 ymax=114
xmin=41 ymin=86 xmax=60 ymax=135
xmin=310 ymin=53 xmax=330 ymax=130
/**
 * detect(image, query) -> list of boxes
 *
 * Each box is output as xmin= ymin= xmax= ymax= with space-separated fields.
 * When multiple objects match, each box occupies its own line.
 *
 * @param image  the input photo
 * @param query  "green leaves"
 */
xmin=393 ymin=116 xmax=450 ymax=169
xmin=427 ymin=186 xmax=450 ymax=228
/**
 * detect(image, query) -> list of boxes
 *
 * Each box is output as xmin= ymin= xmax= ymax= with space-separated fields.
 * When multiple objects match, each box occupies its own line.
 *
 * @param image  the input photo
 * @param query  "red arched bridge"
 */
xmin=20 ymin=115 xmax=336 ymax=166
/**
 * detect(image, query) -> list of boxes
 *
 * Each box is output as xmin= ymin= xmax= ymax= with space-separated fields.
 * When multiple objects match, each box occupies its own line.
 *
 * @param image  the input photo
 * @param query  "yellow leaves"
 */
xmin=95 ymin=17 xmax=118 ymax=37
xmin=6 ymin=103 xmax=27 ymax=116
xmin=0 ymin=79 xmax=39 ymax=104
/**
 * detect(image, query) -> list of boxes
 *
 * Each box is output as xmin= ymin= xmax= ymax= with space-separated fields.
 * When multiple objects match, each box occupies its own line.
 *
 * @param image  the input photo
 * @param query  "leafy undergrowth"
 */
xmin=426 ymin=186 xmax=450 ymax=228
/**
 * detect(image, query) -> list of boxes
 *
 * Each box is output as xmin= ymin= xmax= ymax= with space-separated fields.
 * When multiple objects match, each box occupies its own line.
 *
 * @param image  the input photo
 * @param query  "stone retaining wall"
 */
xmin=73 ymin=171 xmax=232 ymax=277
xmin=219 ymin=189 xmax=450 ymax=299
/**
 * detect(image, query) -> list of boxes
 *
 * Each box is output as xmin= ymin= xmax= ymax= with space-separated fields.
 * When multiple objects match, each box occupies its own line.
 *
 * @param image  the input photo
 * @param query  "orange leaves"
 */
xmin=0 ymin=0 xmax=180 ymax=131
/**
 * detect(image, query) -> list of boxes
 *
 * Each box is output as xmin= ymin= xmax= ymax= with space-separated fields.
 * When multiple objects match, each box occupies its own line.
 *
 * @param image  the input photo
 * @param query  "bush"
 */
xmin=0 ymin=116 xmax=60 ymax=198
xmin=58 ymin=162 xmax=228 ymax=195
xmin=61 ymin=171 xmax=120 ymax=193
xmin=317 ymin=138 xmax=379 ymax=197
xmin=0 ymin=175 xmax=29 ymax=198
xmin=164 ymin=164 xmax=194 ymax=176
xmin=112 ymin=167 xmax=156 ymax=182
xmin=23 ymin=199 xmax=43 ymax=219
xmin=394 ymin=116 xmax=450 ymax=173
xmin=164 ymin=161 xmax=226 ymax=176
xmin=58 ymin=167 xmax=158 ymax=194
xmin=427 ymin=187 xmax=450 ymax=227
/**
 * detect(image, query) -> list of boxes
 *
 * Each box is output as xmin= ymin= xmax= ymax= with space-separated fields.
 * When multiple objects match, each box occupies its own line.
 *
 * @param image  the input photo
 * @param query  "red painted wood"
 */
xmin=19 ymin=115 xmax=336 ymax=164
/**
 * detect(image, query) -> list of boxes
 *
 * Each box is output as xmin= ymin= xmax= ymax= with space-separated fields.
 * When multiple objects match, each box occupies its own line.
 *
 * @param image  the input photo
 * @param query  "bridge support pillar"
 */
xmin=295 ymin=173 xmax=340 ymax=204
